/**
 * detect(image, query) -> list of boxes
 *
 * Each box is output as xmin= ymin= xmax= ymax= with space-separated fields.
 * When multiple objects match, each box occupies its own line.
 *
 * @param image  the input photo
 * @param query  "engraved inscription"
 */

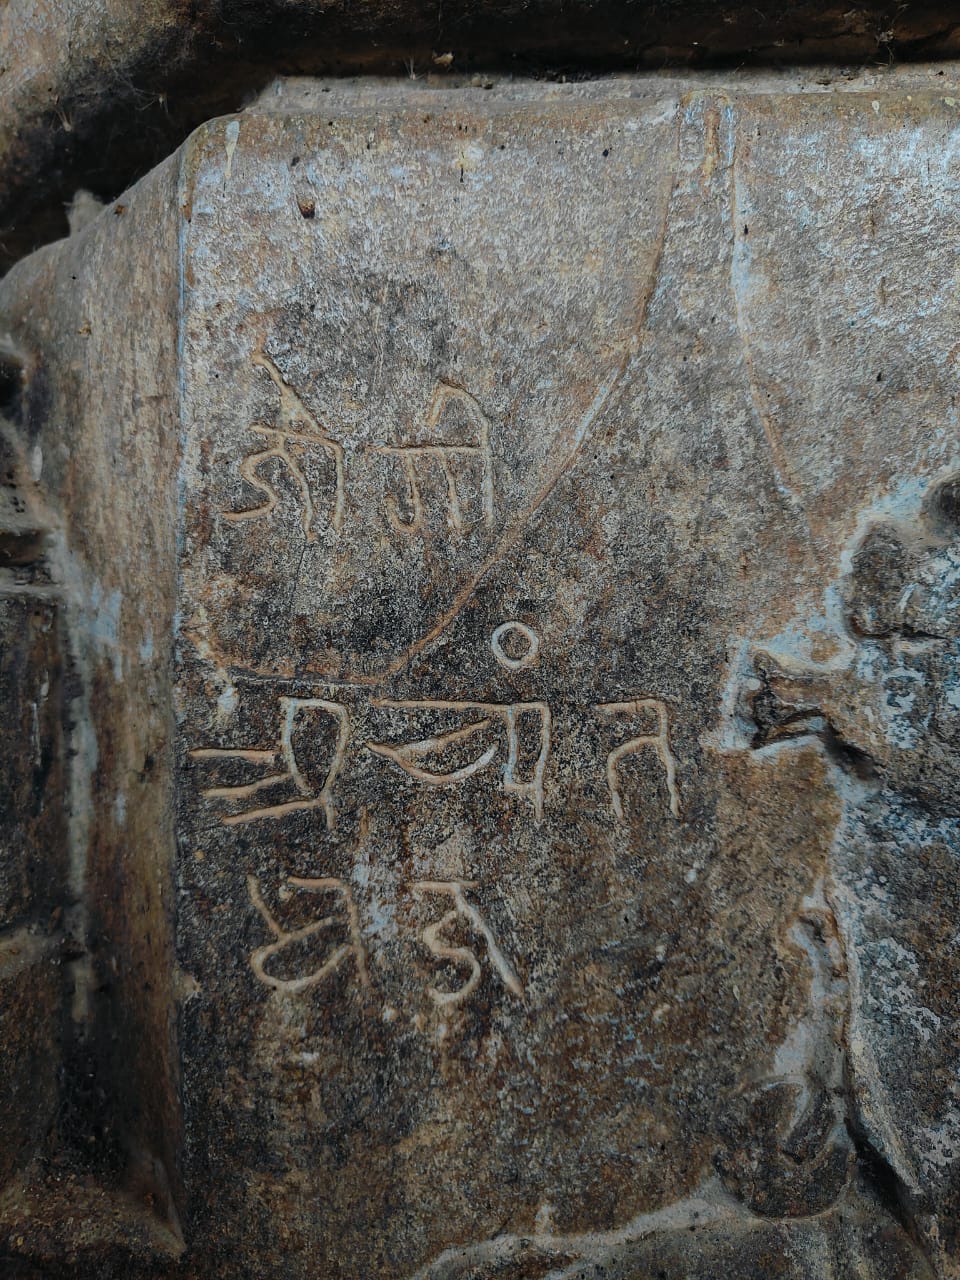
xmin=490 ymin=620 xmax=540 ymax=672
xmin=190 ymin=696 xmax=350 ymax=829
xmin=223 ymin=358 xmax=495 ymax=541
xmin=247 ymin=874 xmax=370 ymax=993
xmin=413 ymin=880 xmax=525 ymax=1007
xmin=367 ymin=699 xmax=551 ymax=821
xmin=595 ymin=698 xmax=681 ymax=821
xmin=372 ymin=382 xmax=495 ymax=535
xmin=193 ymin=689 xmax=681 ymax=828
xmin=190 ymin=630 xmax=682 ymax=828
xmin=246 ymin=877 xmax=521 ymax=1012
xmin=224 ymin=352 xmax=346 ymax=537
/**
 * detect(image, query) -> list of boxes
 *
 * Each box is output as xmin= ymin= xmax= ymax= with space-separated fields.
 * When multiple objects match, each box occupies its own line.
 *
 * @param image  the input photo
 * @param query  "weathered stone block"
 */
xmin=1 ymin=74 xmax=958 ymax=1279
xmin=4 ymin=2 xmax=960 ymax=272
xmin=0 ymin=935 xmax=60 ymax=1189
xmin=0 ymin=447 xmax=66 ymax=1199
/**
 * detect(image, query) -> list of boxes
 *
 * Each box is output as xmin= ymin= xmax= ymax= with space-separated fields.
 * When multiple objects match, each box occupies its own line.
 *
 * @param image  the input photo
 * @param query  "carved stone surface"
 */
xmin=4 ymin=2 xmax=960 ymax=273
xmin=0 ymin=73 xmax=958 ymax=1279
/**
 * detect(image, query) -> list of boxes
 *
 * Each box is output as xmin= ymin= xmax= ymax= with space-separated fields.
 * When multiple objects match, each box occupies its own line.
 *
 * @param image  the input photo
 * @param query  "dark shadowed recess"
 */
xmin=1 ymin=0 xmax=960 ymax=273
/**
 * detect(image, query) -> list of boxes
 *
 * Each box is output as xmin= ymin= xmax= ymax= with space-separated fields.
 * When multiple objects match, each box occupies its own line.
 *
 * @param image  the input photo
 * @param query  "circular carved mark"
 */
xmin=491 ymin=621 xmax=540 ymax=671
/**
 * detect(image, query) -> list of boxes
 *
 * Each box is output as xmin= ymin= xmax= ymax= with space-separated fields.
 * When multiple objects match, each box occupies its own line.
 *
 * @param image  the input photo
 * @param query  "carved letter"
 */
xmin=224 ymin=352 xmax=345 ymax=538
xmin=412 ymin=881 xmax=523 ymax=1006
xmin=371 ymin=381 xmax=494 ymax=536
xmin=595 ymin=698 xmax=681 ymax=822
xmin=190 ymin=695 xmax=350 ymax=830
xmin=248 ymin=875 xmax=370 ymax=994
xmin=367 ymin=699 xmax=550 ymax=821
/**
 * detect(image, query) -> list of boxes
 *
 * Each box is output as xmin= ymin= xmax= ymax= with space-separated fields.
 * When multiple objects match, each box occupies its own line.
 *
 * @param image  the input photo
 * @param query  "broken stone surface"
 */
xmin=0 ymin=73 xmax=958 ymax=1278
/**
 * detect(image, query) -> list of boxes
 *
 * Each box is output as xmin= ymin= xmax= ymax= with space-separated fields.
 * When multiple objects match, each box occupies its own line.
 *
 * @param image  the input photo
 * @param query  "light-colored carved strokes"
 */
xmin=190 ymin=686 xmax=683 ymax=828
xmin=224 ymin=351 xmax=345 ymax=538
xmin=377 ymin=447 xmax=424 ymax=534
xmin=413 ymin=880 xmax=523 ymax=1006
xmin=426 ymin=383 xmax=495 ymax=530
xmin=248 ymin=874 xmax=369 ymax=993
xmin=501 ymin=703 xmax=551 ymax=821
xmin=366 ymin=718 xmax=498 ymax=784
xmin=279 ymin=697 xmax=350 ymax=829
xmin=490 ymin=620 xmax=540 ymax=672
xmin=367 ymin=699 xmax=551 ymax=821
xmin=372 ymin=382 xmax=495 ymax=536
xmin=595 ymin=698 xmax=681 ymax=822
xmin=419 ymin=906 xmax=482 ymax=1007
xmin=222 ymin=366 xmax=496 ymax=543
xmin=190 ymin=696 xmax=350 ymax=830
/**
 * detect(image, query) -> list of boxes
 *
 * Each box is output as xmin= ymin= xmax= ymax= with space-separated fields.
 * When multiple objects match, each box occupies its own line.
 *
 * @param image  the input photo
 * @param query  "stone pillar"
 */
xmin=1 ymin=70 xmax=958 ymax=1280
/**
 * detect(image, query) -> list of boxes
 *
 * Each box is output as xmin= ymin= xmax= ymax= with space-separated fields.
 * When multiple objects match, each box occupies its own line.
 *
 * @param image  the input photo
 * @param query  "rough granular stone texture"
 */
xmin=4 ymin=1 xmax=960 ymax=272
xmin=0 ymin=74 xmax=958 ymax=1279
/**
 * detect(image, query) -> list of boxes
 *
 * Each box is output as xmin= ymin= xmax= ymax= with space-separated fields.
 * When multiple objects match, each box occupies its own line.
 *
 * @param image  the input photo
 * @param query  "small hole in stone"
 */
xmin=931 ymin=475 xmax=960 ymax=530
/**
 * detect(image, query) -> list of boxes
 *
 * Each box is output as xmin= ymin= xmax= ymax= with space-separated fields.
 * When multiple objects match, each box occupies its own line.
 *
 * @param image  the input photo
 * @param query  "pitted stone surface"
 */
xmin=0 ymin=76 xmax=958 ymax=1279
